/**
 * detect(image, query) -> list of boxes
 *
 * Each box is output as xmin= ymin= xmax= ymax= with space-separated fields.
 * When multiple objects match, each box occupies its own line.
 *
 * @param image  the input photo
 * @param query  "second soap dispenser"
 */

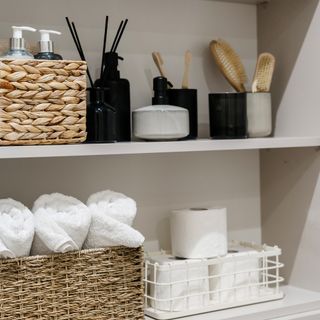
xmin=34 ymin=30 xmax=63 ymax=60
xmin=132 ymin=77 xmax=189 ymax=141
xmin=98 ymin=52 xmax=131 ymax=142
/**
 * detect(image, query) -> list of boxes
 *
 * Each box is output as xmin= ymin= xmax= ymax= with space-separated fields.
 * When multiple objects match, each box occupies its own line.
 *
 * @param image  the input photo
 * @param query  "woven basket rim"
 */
xmin=0 ymin=59 xmax=87 ymax=64
xmin=0 ymin=246 xmax=143 ymax=263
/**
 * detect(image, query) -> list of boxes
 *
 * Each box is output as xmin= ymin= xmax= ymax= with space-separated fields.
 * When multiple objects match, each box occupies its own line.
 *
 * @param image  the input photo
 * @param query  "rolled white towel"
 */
xmin=0 ymin=199 xmax=34 ymax=258
xmin=84 ymin=204 xmax=144 ymax=249
xmin=0 ymin=238 xmax=14 ymax=259
xmin=32 ymin=193 xmax=91 ymax=255
xmin=87 ymin=190 xmax=136 ymax=226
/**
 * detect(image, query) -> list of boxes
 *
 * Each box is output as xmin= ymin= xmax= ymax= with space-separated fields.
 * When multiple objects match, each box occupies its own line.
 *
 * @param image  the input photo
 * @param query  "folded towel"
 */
xmin=0 ymin=199 xmax=34 ymax=258
xmin=31 ymin=193 xmax=91 ymax=255
xmin=84 ymin=190 xmax=144 ymax=249
xmin=87 ymin=190 xmax=137 ymax=226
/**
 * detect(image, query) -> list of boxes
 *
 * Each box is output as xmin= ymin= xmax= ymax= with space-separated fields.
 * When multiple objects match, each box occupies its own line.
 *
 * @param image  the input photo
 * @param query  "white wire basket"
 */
xmin=144 ymin=241 xmax=284 ymax=319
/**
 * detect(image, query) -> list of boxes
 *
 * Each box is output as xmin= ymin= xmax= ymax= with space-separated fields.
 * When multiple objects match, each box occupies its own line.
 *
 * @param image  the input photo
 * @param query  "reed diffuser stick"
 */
xmin=113 ymin=19 xmax=128 ymax=53
xmin=71 ymin=21 xmax=94 ymax=87
xmin=71 ymin=22 xmax=85 ymax=60
xmin=111 ymin=20 xmax=124 ymax=52
xmin=100 ymin=16 xmax=109 ymax=79
xmin=66 ymin=17 xmax=94 ymax=87
xmin=65 ymin=17 xmax=81 ymax=56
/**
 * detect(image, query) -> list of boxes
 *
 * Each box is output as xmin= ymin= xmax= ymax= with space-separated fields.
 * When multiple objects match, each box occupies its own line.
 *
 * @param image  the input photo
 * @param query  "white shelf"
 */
xmin=214 ymin=0 xmax=269 ymax=4
xmin=145 ymin=286 xmax=320 ymax=320
xmin=0 ymin=137 xmax=319 ymax=159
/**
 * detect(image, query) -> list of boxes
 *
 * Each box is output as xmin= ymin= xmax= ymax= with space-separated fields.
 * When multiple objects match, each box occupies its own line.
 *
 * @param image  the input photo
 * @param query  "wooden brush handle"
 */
xmin=251 ymin=79 xmax=258 ymax=93
xmin=182 ymin=50 xmax=192 ymax=89
xmin=156 ymin=51 xmax=164 ymax=65
xmin=152 ymin=52 xmax=166 ymax=78
xmin=239 ymin=84 xmax=246 ymax=93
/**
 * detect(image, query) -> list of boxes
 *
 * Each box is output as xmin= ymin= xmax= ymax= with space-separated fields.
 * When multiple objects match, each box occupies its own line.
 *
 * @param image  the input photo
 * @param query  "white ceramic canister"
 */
xmin=132 ymin=105 xmax=189 ymax=141
xmin=247 ymin=92 xmax=272 ymax=138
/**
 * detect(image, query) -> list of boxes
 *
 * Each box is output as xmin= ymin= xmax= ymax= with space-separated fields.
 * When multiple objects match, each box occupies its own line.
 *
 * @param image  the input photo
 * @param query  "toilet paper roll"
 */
xmin=148 ymin=252 xmax=209 ymax=311
xmin=170 ymin=208 xmax=227 ymax=259
xmin=209 ymin=244 xmax=260 ymax=303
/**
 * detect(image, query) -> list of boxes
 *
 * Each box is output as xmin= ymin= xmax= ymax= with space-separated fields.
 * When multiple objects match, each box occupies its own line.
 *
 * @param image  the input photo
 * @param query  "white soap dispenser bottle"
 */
xmin=34 ymin=30 xmax=63 ymax=60
xmin=1 ymin=26 xmax=36 ymax=60
xmin=133 ymin=77 xmax=190 ymax=140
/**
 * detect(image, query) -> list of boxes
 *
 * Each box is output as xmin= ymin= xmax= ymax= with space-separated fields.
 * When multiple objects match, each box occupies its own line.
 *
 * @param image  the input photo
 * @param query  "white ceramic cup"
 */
xmin=247 ymin=92 xmax=272 ymax=138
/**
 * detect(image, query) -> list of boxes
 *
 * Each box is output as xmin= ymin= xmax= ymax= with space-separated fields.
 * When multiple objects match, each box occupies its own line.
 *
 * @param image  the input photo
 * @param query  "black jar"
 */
xmin=86 ymin=87 xmax=117 ymax=143
xmin=167 ymin=88 xmax=198 ymax=139
xmin=209 ymin=93 xmax=247 ymax=139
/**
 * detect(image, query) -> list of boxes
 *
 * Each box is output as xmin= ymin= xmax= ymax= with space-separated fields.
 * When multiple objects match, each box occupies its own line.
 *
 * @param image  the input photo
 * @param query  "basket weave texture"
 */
xmin=0 ymin=59 xmax=87 ymax=146
xmin=0 ymin=246 xmax=144 ymax=319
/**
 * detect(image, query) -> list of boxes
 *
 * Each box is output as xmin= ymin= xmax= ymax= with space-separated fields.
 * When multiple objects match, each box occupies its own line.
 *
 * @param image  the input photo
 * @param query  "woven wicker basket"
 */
xmin=0 ymin=59 xmax=87 ymax=146
xmin=0 ymin=246 xmax=144 ymax=319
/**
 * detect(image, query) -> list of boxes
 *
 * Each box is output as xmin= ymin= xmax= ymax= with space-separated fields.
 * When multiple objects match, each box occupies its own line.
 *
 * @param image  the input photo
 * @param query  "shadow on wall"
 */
xmin=258 ymin=0 xmax=320 ymax=133
xmin=261 ymin=148 xmax=320 ymax=290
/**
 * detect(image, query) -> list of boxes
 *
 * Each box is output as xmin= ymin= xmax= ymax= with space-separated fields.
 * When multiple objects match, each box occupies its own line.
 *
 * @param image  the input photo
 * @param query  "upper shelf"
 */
xmin=215 ymin=0 xmax=269 ymax=4
xmin=0 ymin=137 xmax=319 ymax=159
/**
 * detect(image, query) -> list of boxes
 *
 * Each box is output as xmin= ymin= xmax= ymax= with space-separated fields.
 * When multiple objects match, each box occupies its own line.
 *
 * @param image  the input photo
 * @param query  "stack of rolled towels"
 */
xmin=0 ymin=190 xmax=144 ymax=259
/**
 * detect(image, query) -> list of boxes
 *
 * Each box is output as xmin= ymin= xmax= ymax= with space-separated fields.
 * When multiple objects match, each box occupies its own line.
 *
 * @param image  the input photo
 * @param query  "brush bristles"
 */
xmin=210 ymin=39 xmax=247 ymax=92
xmin=252 ymin=53 xmax=275 ymax=92
xmin=217 ymin=39 xmax=247 ymax=83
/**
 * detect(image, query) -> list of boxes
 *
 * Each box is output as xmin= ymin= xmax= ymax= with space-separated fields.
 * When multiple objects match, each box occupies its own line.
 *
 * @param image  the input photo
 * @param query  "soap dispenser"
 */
xmin=132 ymin=77 xmax=190 ymax=141
xmin=1 ymin=26 xmax=36 ymax=60
xmin=97 ymin=52 xmax=131 ymax=142
xmin=34 ymin=30 xmax=63 ymax=60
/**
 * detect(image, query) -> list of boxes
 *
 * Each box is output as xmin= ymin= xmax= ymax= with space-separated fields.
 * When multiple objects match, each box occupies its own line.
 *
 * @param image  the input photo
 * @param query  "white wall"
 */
xmin=258 ymin=0 xmax=320 ymax=137
xmin=261 ymin=148 xmax=320 ymax=291
xmin=259 ymin=0 xmax=320 ymax=291
xmin=0 ymin=0 xmax=260 ymax=249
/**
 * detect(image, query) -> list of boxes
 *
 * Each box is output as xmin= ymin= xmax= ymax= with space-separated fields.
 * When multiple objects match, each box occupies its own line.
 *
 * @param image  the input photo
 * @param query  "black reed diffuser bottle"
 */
xmin=66 ymin=15 xmax=130 ymax=141
xmin=86 ymin=87 xmax=117 ymax=143
xmin=100 ymin=52 xmax=131 ymax=142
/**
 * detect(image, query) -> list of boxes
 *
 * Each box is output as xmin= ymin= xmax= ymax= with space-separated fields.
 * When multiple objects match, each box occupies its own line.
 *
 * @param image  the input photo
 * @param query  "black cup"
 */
xmin=209 ymin=93 xmax=247 ymax=139
xmin=167 ymin=89 xmax=198 ymax=139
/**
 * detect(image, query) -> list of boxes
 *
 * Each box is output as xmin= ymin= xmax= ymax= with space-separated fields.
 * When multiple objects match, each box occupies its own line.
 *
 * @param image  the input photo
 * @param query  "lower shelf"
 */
xmin=145 ymin=286 xmax=320 ymax=320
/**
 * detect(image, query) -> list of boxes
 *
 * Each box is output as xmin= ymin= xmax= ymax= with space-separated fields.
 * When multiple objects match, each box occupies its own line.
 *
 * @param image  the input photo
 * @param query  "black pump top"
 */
xmin=102 ymin=52 xmax=120 ymax=81
xmin=88 ymin=87 xmax=109 ymax=103
xmin=152 ymin=77 xmax=169 ymax=105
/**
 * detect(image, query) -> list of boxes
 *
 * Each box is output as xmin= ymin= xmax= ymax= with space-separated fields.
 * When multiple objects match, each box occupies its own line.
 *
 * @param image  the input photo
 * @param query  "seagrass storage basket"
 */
xmin=0 ymin=59 xmax=87 ymax=146
xmin=0 ymin=246 xmax=144 ymax=319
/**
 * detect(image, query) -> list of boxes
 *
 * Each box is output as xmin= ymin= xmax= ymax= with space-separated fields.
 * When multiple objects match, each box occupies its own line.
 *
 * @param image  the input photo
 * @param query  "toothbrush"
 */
xmin=152 ymin=51 xmax=173 ymax=87
xmin=182 ymin=50 xmax=192 ymax=89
